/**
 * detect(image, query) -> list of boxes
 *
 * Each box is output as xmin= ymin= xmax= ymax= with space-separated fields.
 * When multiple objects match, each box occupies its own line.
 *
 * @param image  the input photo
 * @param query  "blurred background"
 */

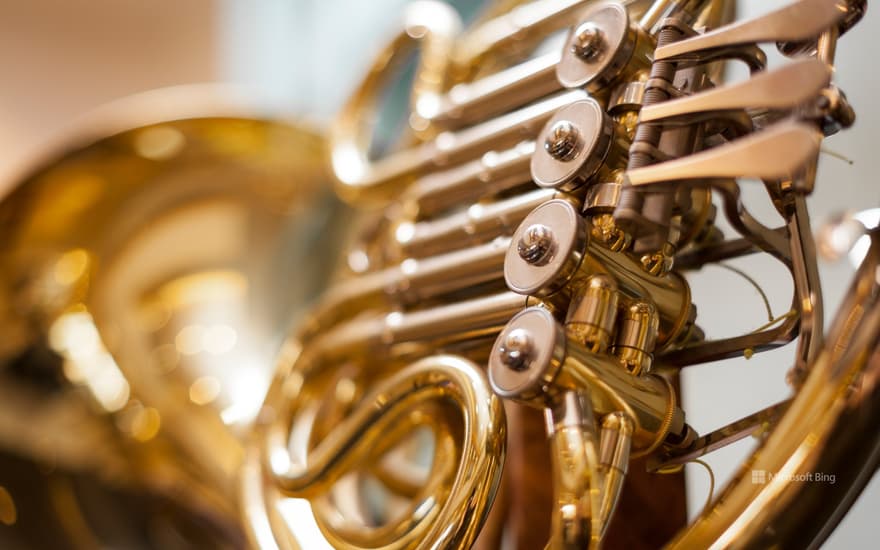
xmin=0 ymin=0 xmax=877 ymax=548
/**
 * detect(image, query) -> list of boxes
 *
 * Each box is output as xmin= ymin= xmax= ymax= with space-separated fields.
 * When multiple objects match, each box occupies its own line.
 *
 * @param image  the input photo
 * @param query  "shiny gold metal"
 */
xmin=565 ymin=274 xmax=620 ymax=353
xmin=488 ymin=307 xmax=682 ymax=453
xmin=0 ymin=86 xmax=344 ymax=548
xmin=505 ymin=199 xmax=694 ymax=347
xmin=261 ymin=354 xmax=505 ymax=549
xmin=248 ymin=0 xmax=876 ymax=548
xmin=4 ymin=1 xmax=877 ymax=549
xmin=612 ymin=300 xmax=659 ymax=375
xmin=669 ymin=232 xmax=880 ymax=549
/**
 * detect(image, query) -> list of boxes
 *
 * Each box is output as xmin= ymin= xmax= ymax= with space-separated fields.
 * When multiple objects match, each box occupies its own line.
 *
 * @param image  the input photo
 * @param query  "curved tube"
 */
xmin=261 ymin=354 xmax=506 ymax=550
xmin=330 ymin=1 xmax=461 ymax=203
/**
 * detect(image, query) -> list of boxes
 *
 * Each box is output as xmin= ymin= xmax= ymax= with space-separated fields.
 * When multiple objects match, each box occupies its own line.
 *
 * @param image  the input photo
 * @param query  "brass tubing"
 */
xmin=489 ymin=307 xmax=682 ymax=453
xmin=669 ymin=233 xmax=880 ymax=549
xmin=433 ymin=52 xmax=562 ymax=129
xmin=390 ymin=291 xmax=531 ymax=344
xmin=434 ymin=90 xmax=588 ymax=167
xmin=332 ymin=89 xmax=587 ymax=202
xmin=264 ymin=355 xmax=506 ymax=550
xmin=546 ymin=391 xmax=601 ymax=550
xmin=452 ymin=0 xmax=656 ymax=76
xmin=452 ymin=0 xmax=593 ymax=75
xmin=330 ymin=0 xmax=461 ymax=203
xmin=505 ymin=199 xmax=692 ymax=346
xmin=396 ymin=188 xmax=558 ymax=258
xmin=312 ymin=414 xmax=461 ymax=548
xmin=559 ymin=333 xmax=681 ymax=453
xmin=308 ymin=291 xmax=531 ymax=364
xmin=307 ymin=238 xmax=510 ymax=333
xmin=404 ymin=140 xmax=535 ymax=219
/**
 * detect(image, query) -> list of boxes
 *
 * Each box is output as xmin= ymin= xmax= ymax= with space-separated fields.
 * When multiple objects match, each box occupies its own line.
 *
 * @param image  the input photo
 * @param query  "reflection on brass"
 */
xmin=3 ymin=0 xmax=878 ymax=549
xmin=0 ymin=88 xmax=346 ymax=548
xmin=248 ymin=0 xmax=878 ymax=548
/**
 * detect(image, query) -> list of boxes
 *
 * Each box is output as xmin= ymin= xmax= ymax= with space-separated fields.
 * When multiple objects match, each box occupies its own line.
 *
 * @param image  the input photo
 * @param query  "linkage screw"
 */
xmin=544 ymin=120 xmax=581 ymax=161
xmin=498 ymin=328 xmax=533 ymax=371
xmin=517 ymin=224 xmax=556 ymax=265
xmin=572 ymin=22 xmax=603 ymax=60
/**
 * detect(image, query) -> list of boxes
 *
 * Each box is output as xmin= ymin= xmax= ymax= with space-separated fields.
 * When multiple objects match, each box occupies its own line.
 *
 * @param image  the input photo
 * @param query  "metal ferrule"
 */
xmin=489 ymin=307 xmax=683 ymax=453
xmin=505 ymin=199 xmax=693 ymax=347
xmin=612 ymin=300 xmax=660 ymax=375
xmin=403 ymin=140 xmax=535 ymax=219
xmin=395 ymin=188 xmax=559 ymax=258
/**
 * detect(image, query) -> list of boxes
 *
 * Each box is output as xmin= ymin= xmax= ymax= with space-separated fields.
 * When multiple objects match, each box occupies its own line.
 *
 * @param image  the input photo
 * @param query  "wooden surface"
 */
xmin=475 ymin=401 xmax=687 ymax=549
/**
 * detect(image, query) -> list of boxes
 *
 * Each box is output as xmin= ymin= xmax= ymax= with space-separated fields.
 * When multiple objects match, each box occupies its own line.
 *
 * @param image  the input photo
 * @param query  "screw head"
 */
xmin=517 ymin=224 xmax=556 ymax=265
xmin=572 ymin=22 xmax=603 ymax=60
xmin=543 ymin=120 xmax=581 ymax=162
xmin=498 ymin=328 xmax=533 ymax=371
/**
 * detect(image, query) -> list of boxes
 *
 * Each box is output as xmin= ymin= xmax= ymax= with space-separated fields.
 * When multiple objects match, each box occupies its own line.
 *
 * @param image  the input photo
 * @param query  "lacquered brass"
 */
xmin=243 ymin=0 xmax=879 ymax=548
xmin=241 ymin=0 xmax=880 ymax=547
xmin=4 ymin=0 xmax=878 ymax=549
xmin=0 ymin=87 xmax=347 ymax=548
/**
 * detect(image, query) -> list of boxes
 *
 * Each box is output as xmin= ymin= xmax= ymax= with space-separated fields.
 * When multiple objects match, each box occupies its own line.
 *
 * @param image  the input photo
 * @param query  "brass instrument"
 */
xmin=0 ymin=87 xmax=348 ymax=548
xmin=241 ymin=0 xmax=877 ymax=548
xmin=1 ymin=1 xmax=878 ymax=549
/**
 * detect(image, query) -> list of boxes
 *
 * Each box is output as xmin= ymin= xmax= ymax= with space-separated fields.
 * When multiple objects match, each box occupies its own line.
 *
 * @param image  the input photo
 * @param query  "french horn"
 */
xmin=0 ymin=86 xmax=348 ymax=548
xmin=241 ymin=0 xmax=878 ymax=548
xmin=1 ymin=0 xmax=877 ymax=549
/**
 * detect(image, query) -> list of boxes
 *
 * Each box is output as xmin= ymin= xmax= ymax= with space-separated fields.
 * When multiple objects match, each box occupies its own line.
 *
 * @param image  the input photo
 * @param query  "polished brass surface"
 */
xmin=4 ymin=0 xmax=876 ymax=549
xmin=0 ymin=89 xmax=345 ymax=549
xmin=248 ymin=0 xmax=878 ymax=547
xmin=565 ymin=274 xmax=620 ymax=353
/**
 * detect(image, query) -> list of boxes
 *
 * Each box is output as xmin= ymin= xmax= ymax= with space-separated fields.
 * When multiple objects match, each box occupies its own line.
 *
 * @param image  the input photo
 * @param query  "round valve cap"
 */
xmin=505 ymin=199 xmax=587 ymax=297
xmin=557 ymin=1 xmax=633 ymax=90
xmin=531 ymin=98 xmax=613 ymax=190
xmin=489 ymin=307 xmax=567 ymax=400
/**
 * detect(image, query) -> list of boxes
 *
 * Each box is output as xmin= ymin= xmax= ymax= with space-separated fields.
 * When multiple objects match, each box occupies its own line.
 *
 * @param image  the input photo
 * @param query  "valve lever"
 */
xmin=654 ymin=0 xmax=848 ymax=62
xmin=639 ymin=58 xmax=832 ymax=124
xmin=624 ymin=121 xmax=822 ymax=186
